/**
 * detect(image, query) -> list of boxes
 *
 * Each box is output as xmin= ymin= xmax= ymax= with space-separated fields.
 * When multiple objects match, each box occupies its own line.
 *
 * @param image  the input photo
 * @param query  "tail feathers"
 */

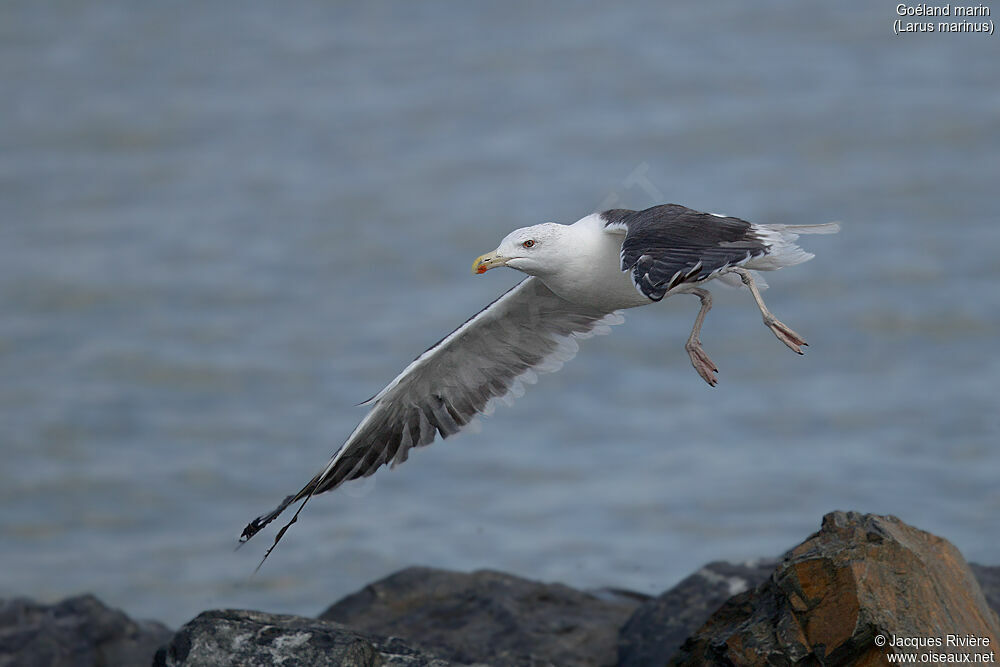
xmin=767 ymin=221 xmax=841 ymax=235
xmin=747 ymin=221 xmax=839 ymax=271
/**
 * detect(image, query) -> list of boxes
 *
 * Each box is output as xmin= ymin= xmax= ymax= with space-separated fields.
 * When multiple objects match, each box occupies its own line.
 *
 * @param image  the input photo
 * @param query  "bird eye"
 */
xmin=522 ymin=240 xmax=535 ymax=248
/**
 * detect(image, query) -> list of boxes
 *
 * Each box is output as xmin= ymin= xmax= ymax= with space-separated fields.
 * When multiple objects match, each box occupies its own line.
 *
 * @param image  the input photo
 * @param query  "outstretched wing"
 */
xmin=241 ymin=277 xmax=623 ymax=560
xmin=603 ymin=204 xmax=768 ymax=301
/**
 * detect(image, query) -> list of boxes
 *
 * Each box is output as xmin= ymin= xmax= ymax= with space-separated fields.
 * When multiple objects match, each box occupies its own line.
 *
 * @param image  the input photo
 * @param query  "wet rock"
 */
xmin=153 ymin=608 xmax=452 ymax=667
xmin=617 ymin=559 xmax=777 ymax=666
xmin=0 ymin=594 xmax=172 ymax=667
xmin=670 ymin=511 xmax=1000 ymax=665
xmin=320 ymin=566 xmax=644 ymax=667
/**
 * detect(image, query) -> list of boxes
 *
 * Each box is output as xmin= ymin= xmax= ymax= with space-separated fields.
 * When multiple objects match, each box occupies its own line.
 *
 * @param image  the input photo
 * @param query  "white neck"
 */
xmin=535 ymin=214 xmax=650 ymax=310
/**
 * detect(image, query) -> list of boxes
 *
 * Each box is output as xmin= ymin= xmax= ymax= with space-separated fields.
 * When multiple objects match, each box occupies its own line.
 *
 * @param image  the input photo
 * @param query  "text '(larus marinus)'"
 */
xmin=241 ymin=203 xmax=839 ymax=566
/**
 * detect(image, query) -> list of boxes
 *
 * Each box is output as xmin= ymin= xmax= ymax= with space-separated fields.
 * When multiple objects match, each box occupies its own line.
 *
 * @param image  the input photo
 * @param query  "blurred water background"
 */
xmin=2 ymin=1 xmax=998 ymax=628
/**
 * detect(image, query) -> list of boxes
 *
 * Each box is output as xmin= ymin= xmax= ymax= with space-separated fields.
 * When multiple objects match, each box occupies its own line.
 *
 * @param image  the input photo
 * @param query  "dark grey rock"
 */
xmin=618 ymin=559 xmax=778 ymax=667
xmin=320 ymin=566 xmax=643 ymax=667
xmin=971 ymin=563 xmax=1000 ymax=615
xmin=616 ymin=559 xmax=777 ymax=667
xmin=0 ymin=594 xmax=172 ymax=667
xmin=6 ymin=526 xmax=994 ymax=666
xmin=153 ymin=608 xmax=452 ymax=667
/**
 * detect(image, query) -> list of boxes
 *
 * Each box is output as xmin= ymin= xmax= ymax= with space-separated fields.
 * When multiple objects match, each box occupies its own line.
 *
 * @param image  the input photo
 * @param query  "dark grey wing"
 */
xmin=241 ymin=277 xmax=623 ymax=550
xmin=604 ymin=204 xmax=768 ymax=301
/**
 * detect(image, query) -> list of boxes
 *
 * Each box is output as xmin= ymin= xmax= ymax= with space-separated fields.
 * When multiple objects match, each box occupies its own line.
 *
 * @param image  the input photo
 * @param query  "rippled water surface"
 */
xmin=2 ymin=2 xmax=998 ymax=626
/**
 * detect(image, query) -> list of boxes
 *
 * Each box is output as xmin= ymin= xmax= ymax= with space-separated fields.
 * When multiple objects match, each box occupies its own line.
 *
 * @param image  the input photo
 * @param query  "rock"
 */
xmin=971 ymin=564 xmax=1000 ymax=615
xmin=619 ymin=556 xmax=1000 ymax=665
xmin=617 ymin=559 xmax=777 ymax=666
xmin=153 ymin=608 xmax=452 ymax=667
xmin=320 ymin=566 xmax=644 ymax=667
xmin=669 ymin=511 xmax=1000 ymax=665
xmin=7 ymin=516 xmax=997 ymax=666
xmin=0 ymin=594 xmax=173 ymax=667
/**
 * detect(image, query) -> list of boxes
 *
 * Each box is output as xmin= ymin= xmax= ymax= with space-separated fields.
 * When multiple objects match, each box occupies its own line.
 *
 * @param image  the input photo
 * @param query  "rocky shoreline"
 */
xmin=3 ymin=512 xmax=998 ymax=666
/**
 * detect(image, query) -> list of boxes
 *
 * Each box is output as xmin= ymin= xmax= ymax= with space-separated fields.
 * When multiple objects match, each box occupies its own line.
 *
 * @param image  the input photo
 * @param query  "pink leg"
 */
xmin=732 ymin=268 xmax=807 ymax=354
xmin=685 ymin=288 xmax=719 ymax=387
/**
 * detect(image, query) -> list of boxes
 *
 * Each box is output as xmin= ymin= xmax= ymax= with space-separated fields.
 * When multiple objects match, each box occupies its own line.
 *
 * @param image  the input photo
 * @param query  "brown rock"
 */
xmin=670 ymin=511 xmax=1000 ymax=666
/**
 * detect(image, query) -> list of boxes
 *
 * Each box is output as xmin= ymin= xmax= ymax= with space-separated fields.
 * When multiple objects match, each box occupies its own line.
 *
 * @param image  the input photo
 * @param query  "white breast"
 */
xmin=538 ymin=214 xmax=652 ymax=311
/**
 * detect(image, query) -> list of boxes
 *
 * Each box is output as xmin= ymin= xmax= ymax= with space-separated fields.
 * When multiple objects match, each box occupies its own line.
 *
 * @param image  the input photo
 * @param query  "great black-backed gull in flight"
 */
xmin=240 ymin=203 xmax=838 ymax=565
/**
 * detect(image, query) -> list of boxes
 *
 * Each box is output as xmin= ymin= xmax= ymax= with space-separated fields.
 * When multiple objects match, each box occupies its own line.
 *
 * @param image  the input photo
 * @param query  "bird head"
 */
xmin=472 ymin=223 xmax=566 ymax=277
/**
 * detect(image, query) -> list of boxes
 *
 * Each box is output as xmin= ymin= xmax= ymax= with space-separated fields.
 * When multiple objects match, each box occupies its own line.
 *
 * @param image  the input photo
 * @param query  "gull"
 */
xmin=240 ymin=203 xmax=838 ymax=565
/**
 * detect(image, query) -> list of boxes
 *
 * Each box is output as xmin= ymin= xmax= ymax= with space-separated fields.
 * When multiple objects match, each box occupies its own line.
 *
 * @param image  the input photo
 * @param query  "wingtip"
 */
xmin=239 ymin=517 xmax=266 ymax=544
xmin=238 ymin=493 xmax=298 ymax=544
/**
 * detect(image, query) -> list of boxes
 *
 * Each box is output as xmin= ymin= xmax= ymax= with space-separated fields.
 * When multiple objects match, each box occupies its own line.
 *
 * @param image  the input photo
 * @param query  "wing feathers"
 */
xmin=605 ymin=204 xmax=768 ymax=301
xmin=241 ymin=277 xmax=622 ymax=558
